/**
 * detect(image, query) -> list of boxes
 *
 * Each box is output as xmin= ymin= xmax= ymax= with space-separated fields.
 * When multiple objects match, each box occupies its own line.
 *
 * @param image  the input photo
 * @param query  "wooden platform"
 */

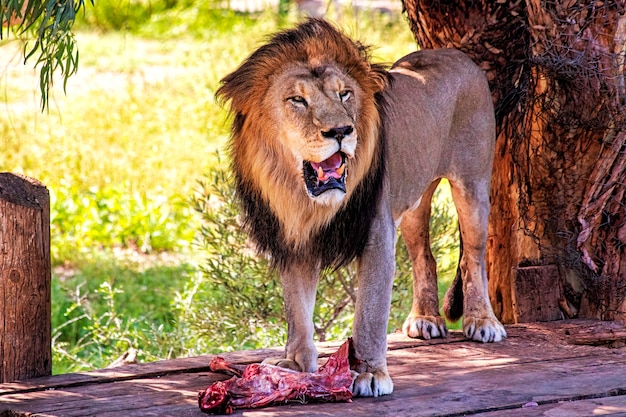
xmin=1 ymin=319 xmax=625 ymax=416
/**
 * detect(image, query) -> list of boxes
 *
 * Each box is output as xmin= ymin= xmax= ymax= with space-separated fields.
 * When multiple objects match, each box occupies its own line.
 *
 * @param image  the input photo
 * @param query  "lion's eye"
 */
xmin=338 ymin=90 xmax=352 ymax=102
xmin=288 ymin=96 xmax=308 ymax=108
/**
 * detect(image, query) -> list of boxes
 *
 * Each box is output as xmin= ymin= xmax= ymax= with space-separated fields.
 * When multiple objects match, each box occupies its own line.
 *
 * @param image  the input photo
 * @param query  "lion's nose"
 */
xmin=322 ymin=126 xmax=354 ymax=143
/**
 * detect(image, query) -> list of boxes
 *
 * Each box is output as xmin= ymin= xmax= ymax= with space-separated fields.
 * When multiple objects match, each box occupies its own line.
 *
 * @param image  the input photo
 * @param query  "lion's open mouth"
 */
xmin=303 ymin=152 xmax=347 ymax=197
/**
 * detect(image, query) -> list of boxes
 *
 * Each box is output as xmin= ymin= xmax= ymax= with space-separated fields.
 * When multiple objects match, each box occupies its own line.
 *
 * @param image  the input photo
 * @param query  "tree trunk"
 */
xmin=0 ymin=173 xmax=51 ymax=382
xmin=402 ymin=0 xmax=626 ymax=324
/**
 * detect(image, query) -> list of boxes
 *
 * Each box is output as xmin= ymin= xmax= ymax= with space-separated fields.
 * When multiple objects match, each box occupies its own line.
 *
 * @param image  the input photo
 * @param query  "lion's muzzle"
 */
xmin=304 ymin=151 xmax=347 ymax=197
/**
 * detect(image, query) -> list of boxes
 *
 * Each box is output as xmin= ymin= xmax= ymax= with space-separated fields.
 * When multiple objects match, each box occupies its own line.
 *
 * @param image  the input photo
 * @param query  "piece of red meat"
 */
xmin=198 ymin=339 xmax=354 ymax=414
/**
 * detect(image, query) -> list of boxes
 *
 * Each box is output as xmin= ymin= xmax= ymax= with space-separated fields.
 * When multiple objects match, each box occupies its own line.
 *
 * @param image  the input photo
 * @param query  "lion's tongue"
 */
xmin=310 ymin=152 xmax=344 ymax=181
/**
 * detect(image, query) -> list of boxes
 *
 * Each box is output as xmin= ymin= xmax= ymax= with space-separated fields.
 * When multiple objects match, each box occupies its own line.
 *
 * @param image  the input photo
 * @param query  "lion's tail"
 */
xmin=442 ymin=233 xmax=463 ymax=322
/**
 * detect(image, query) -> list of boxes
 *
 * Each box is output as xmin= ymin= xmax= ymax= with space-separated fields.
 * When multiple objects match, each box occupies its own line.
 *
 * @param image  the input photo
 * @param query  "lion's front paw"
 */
xmin=463 ymin=316 xmax=507 ymax=343
xmin=263 ymin=343 xmax=319 ymax=372
xmin=350 ymin=369 xmax=393 ymax=397
xmin=402 ymin=314 xmax=448 ymax=340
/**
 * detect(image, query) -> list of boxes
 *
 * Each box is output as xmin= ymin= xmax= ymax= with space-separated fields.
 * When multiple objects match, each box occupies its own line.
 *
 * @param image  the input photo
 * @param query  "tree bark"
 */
xmin=0 ymin=173 xmax=51 ymax=382
xmin=402 ymin=0 xmax=626 ymax=324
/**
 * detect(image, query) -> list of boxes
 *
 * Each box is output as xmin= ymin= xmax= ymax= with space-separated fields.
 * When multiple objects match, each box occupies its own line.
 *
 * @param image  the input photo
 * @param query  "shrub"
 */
xmin=50 ymin=182 xmax=197 ymax=262
xmin=51 ymin=254 xmax=198 ymax=373
xmin=77 ymin=0 xmax=174 ymax=31
xmin=183 ymin=158 xmax=460 ymax=352
xmin=53 ymin=280 xmax=165 ymax=373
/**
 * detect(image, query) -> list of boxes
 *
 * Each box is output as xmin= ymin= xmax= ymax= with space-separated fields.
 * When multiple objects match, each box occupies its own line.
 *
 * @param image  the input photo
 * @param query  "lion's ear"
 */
xmin=369 ymin=63 xmax=389 ymax=94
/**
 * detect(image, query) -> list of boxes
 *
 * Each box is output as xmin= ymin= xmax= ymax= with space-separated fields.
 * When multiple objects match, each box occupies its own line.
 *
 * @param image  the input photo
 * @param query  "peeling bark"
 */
xmin=402 ymin=0 xmax=626 ymax=323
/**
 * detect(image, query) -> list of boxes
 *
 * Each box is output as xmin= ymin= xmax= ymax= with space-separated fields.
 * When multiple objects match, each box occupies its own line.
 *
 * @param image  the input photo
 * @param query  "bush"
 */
xmin=53 ymin=279 xmax=168 ymax=373
xmin=77 ymin=0 xmax=175 ymax=31
xmin=50 ymin=182 xmax=197 ymax=262
xmin=49 ymin=161 xmax=459 ymax=373
xmin=182 ymin=158 xmax=460 ymax=353
xmin=51 ymin=253 xmax=198 ymax=373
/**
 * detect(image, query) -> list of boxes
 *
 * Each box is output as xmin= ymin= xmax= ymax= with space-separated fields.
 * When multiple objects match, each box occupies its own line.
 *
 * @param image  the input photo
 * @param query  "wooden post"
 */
xmin=0 ymin=173 xmax=51 ymax=382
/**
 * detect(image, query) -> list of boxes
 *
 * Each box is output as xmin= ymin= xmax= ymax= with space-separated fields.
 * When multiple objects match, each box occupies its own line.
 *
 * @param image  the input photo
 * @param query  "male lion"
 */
xmin=216 ymin=19 xmax=507 ymax=397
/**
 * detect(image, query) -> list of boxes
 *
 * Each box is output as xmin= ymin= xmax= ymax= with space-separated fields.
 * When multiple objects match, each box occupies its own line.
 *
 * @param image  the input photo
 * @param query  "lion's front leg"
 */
xmin=265 ymin=262 xmax=320 ymax=372
xmin=351 ymin=211 xmax=395 ymax=397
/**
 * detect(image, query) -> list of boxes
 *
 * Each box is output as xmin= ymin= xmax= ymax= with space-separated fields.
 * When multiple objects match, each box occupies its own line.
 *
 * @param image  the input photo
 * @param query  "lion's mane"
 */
xmin=216 ymin=19 xmax=389 ymax=271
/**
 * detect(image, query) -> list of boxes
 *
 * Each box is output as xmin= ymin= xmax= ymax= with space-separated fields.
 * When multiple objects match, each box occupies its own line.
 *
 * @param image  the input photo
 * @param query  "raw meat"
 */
xmin=198 ymin=339 xmax=354 ymax=414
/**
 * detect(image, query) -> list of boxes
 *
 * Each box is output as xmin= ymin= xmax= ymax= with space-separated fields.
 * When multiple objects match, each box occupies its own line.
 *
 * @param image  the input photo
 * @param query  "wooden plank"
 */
xmin=238 ymin=346 xmax=626 ymax=416
xmin=472 ymin=395 xmax=626 ymax=416
xmin=0 ymin=333 xmax=463 ymax=396
xmin=0 ymin=347 xmax=283 ymax=395
xmin=1 ymin=320 xmax=624 ymax=416
xmin=3 ymin=319 xmax=610 ymax=395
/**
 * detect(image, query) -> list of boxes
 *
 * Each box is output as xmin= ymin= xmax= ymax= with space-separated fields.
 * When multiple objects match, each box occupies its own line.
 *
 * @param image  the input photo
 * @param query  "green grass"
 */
xmin=51 ymin=252 xmax=197 ymax=373
xmin=0 ymin=5 xmax=457 ymax=374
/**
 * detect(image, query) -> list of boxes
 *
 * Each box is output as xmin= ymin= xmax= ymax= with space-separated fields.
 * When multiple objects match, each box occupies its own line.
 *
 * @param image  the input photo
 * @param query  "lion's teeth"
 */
xmin=317 ymin=166 xmax=324 ymax=179
xmin=336 ymin=164 xmax=345 ymax=177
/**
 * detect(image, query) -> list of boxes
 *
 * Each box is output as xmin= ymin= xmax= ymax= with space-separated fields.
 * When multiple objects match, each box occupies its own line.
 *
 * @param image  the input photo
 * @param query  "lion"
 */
xmin=215 ymin=18 xmax=507 ymax=398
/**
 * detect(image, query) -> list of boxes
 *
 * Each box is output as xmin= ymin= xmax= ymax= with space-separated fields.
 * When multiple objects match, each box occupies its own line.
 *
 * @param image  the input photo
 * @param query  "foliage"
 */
xmin=53 ymin=280 xmax=150 ymax=373
xmin=1 ymin=0 xmax=91 ymax=108
xmin=187 ymin=164 xmax=289 ymax=351
xmin=50 ymin=182 xmax=197 ymax=261
xmin=75 ymin=0 xmax=184 ymax=31
xmin=186 ymin=161 xmax=460 ymax=352
xmin=52 ymin=256 xmax=197 ymax=373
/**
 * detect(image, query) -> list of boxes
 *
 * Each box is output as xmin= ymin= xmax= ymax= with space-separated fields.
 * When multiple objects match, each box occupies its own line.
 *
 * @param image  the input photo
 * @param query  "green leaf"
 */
xmin=2 ymin=0 xmax=86 ymax=109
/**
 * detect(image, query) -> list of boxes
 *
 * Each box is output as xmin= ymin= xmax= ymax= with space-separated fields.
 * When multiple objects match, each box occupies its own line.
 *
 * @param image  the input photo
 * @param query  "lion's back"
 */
xmin=384 ymin=49 xmax=496 ymax=217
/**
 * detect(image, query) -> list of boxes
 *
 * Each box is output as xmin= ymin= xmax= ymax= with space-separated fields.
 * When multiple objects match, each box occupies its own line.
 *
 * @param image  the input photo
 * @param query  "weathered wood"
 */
xmin=511 ymin=265 xmax=563 ymax=323
xmin=0 ymin=320 xmax=624 ymax=417
xmin=472 ymin=395 xmax=626 ymax=416
xmin=0 ymin=173 xmax=51 ymax=383
xmin=570 ymin=331 xmax=626 ymax=348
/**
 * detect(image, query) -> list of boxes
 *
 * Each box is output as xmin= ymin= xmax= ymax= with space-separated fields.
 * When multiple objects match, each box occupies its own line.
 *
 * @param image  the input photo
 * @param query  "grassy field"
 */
xmin=1 ymin=5 xmax=458 ymax=374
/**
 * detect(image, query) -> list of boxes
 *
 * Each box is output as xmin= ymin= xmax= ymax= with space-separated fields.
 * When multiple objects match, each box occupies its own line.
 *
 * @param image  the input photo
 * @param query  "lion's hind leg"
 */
xmin=400 ymin=180 xmax=449 ymax=340
xmin=448 ymin=178 xmax=507 ymax=343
